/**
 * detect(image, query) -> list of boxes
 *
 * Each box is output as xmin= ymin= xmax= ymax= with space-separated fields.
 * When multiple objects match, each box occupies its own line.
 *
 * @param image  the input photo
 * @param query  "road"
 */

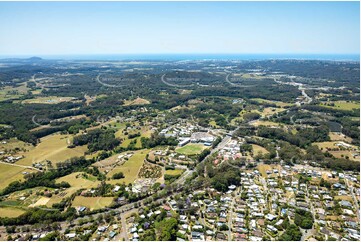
xmin=345 ymin=178 xmax=360 ymax=221
xmin=301 ymin=184 xmax=316 ymax=241
xmin=273 ymin=77 xmax=313 ymax=105
xmin=96 ymin=74 xmax=125 ymax=88
xmin=227 ymin=187 xmax=239 ymax=241
xmin=225 ymin=74 xmax=253 ymax=87
xmin=160 ymin=74 xmax=194 ymax=88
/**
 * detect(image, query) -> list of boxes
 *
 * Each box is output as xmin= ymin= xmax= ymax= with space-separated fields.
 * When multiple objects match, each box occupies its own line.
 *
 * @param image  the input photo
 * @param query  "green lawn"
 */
xmin=165 ymin=169 xmax=185 ymax=176
xmin=320 ymin=101 xmax=359 ymax=111
xmin=176 ymin=143 xmax=206 ymax=155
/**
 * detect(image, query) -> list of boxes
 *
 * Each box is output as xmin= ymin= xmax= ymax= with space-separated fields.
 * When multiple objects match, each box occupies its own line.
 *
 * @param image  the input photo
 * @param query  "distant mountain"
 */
xmin=27 ymin=56 xmax=43 ymax=61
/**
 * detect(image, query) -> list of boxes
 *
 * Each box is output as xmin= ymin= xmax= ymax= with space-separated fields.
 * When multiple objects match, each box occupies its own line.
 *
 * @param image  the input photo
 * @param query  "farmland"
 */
xmin=17 ymin=134 xmax=87 ymax=166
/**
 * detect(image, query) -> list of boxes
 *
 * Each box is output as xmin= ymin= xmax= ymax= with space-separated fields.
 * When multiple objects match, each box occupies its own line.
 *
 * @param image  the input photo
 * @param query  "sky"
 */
xmin=0 ymin=1 xmax=359 ymax=56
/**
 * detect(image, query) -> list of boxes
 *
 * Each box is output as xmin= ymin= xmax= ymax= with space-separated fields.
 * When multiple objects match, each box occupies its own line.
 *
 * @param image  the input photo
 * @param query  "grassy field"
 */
xmin=0 ymin=83 xmax=29 ymax=101
xmin=328 ymin=150 xmax=359 ymax=161
xmin=0 ymin=163 xmax=34 ymax=191
xmin=329 ymin=132 xmax=353 ymax=143
xmin=114 ymin=122 xmax=153 ymax=149
xmin=29 ymin=197 xmax=51 ymax=207
xmin=106 ymin=149 xmax=150 ymax=185
xmin=250 ymin=98 xmax=294 ymax=108
xmin=314 ymin=141 xmax=359 ymax=161
xmin=176 ymin=143 xmax=206 ymax=155
xmin=21 ymin=96 xmax=75 ymax=104
xmin=334 ymin=195 xmax=353 ymax=201
xmin=0 ymin=138 xmax=32 ymax=152
xmin=252 ymin=144 xmax=269 ymax=156
xmin=123 ymin=97 xmax=150 ymax=106
xmin=260 ymin=107 xmax=285 ymax=118
xmin=71 ymin=196 xmax=114 ymax=210
xmin=209 ymin=120 xmax=220 ymax=128
xmin=0 ymin=207 xmax=26 ymax=218
xmin=313 ymin=141 xmax=358 ymax=150
xmin=17 ymin=134 xmax=87 ymax=166
xmin=320 ymin=101 xmax=359 ymax=111
xmin=47 ymin=172 xmax=100 ymax=207
xmin=164 ymin=169 xmax=185 ymax=176
xmin=257 ymin=164 xmax=280 ymax=177
xmin=250 ymin=120 xmax=282 ymax=127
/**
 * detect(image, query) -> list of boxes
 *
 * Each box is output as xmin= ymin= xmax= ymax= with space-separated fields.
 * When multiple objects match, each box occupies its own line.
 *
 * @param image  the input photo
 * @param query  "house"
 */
xmin=265 ymin=214 xmax=277 ymax=221
xmin=109 ymin=231 xmax=117 ymax=239
xmin=191 ymin=231 xmax=203 ymax=240
xmin=65 ymin=233 xmax=76 ymax=239
xmin=267 ymin=225 xmax=278 ymax=233
xmin=340 ymin=200 xmax=353 ymax=208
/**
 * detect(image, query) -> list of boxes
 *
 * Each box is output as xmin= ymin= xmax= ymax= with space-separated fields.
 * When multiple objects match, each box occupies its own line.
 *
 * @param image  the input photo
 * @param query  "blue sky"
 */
xmin=0 ymin=1 xmax=359 ymax=56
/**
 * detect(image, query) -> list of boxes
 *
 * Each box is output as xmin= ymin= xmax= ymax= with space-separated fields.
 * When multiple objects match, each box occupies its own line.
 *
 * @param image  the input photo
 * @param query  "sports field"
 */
xmin=176 ymin=143 xmax=206 ymax=155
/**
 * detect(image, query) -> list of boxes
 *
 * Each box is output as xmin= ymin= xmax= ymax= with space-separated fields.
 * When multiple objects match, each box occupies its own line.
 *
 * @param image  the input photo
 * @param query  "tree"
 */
xmin=112 ymin=172 xmax=125 ymax=179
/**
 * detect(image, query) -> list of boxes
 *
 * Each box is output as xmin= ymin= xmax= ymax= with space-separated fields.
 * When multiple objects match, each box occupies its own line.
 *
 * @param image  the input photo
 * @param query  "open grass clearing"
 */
xmin=106 ymin=149 xmax=150 ymax=185
xmin=319 ymin=101 xmax=359 ymax=111
xmin=0 ymin=207 xmax=26 ymax=218
xmin=71 ymin=196 xmax=114 ymax=210
xmin=0 ymin=83 xmax=29 ymax=101
xmin=21 ymin=96 xmax=76 ymax=104
xmin=164 ymin=169 xmax=185 ymax=176
xmin=250 ymin=98 xmax=294 ymax=108
xmin=260 ymin=107 xmax=285 ymax=118
xmin=28 ymin=197 xmax=51 ymax=207
xmin=0 ymin=138 xmax=33 ymax=152
xmin=17 ymin=134 xmax=87 ymax=166
xmin=329 ymin=132 xmax=353 ymax=143
xmin=176 ymin=143 xmax=206 ymax=155
xmin=325 ymin=215 xmax=339 ymax=221
xmin=0 ymin=163 xmax=34 ymax=192
xmin=313 ymin=141 xmax=358 ymax=151
xmin=47 ymin=172 xmax=100 ymax=207
xmin=328 ymin=150 xmax=359 ymax=161
xmin=123 ymin=97 xmax=150 ymax=106
xmin=334 ymin=195 xmax=353 ymax=201
xmin=250 ymin=120 xmax=282 ymax=127
xmin=252 ymin=144 xmax=269 ymax=156
xmin=257 ymin=164 xmax=281 ymax=178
